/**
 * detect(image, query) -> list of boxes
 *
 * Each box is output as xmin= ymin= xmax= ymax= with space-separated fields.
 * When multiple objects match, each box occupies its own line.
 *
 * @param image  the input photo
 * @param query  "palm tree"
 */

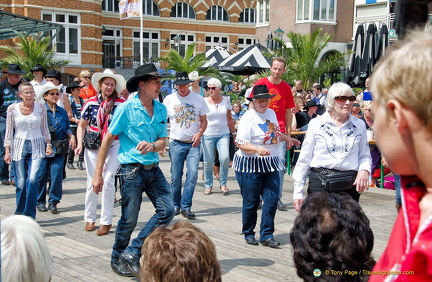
xmin=158 ymin=43 xmax=222 ymax=79
xmin=264 ymin=28 xmax=348 ymax=90
xmin=0 ymin=34 xmax=69 ymax=79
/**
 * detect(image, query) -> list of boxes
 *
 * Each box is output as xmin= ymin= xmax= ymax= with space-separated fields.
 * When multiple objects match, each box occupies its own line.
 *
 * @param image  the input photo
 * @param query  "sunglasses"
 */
xmin=207 ymin=87 xmax=217 ymax=91
xmin=82 ymin=76 xmax=91 ymax=79
xmin=335 ymin=96 xmax=356 ymax=102
xmin=48 ymin=92 xmax=61 ymax=96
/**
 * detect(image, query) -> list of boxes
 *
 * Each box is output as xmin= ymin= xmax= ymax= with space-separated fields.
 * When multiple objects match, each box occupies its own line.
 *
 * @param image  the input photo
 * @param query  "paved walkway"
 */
xmin=0 ymin=157 xmax=398 ymax=281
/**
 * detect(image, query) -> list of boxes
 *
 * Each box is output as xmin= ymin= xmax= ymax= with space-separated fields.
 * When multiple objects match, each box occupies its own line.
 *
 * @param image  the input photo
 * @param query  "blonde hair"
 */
xmin=80 ymin=70 xmax=91 ymax=78
xmin=360 ymin=101 xmax=373 ymax=111
xmin=371 ymin=29 xmax=432 ymax=129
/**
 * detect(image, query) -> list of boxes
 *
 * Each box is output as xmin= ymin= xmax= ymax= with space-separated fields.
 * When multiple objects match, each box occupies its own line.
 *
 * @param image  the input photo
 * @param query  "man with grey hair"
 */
xmin=163 ymin=71 xmax=209 ymax=219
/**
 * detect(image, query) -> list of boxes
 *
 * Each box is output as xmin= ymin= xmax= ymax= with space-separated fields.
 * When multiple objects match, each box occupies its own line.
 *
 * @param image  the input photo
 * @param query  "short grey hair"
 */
xmin=207 ymin=78 xmax=222 ymax=89
xmin=325 ymin=82 xmax=355 ymax=112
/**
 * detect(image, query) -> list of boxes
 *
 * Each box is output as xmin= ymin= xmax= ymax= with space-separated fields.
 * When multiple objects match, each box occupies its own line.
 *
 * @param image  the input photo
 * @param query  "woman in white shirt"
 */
xmin=202 ymin=78 xmax=236 ymax=195
xmin=292 ymin=82 xmax=371 ymax=212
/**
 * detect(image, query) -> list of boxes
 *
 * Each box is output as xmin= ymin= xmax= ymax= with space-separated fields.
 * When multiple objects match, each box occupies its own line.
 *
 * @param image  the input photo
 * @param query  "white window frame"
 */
xmin=297 ymin=0 xmax=336 ymax=23
xmin=205 ymin=35 xmax=229 ymax=51
xmin=102 ymin=0 xmax=119 ymax=12
xmin=102 ymin=28 xmax=123 ymax=68
xmin=143 ymin=0 xmax=160 ymax=16
xmin=256 ymin=0 xmax=270 ymax=26
xmin=237 ymin=37 xmax=256 ymax=51
xmin=42 ymin=11 xmax=81 ymax=65
xmin=170 ymin=2 xmax=196 ymax=19
xmin=206 ymin=5 xmax=229 ymax=21
xmin=133 ymin=31 xmax=160 ymax=65
xmin=171 ymin=34 xmax=196 ymax=57
xmin=239 ymin=8 xmax=256 ymax=23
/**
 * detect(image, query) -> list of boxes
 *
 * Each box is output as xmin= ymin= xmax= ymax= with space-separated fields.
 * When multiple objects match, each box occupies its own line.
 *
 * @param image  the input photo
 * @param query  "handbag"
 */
xmin=53 ymin=139 xmax=69 ymax=155
xmin=323 ymin=171 xmax=357 ymax=192
xmin=83 ymin=131 xmax=101 ymax=149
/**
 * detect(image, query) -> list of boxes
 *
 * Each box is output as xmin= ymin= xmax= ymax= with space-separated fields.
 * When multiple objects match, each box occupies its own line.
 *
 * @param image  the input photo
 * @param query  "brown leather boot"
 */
xmin=85 ymin=222 xmax=95 ymax=231
xmin=213 ymin=166 xmax=220 ymax=179
xmin=395 ymin=203 xmax=402 ymax=213
xmin=96 ymin=224 xmax=112 ymax=236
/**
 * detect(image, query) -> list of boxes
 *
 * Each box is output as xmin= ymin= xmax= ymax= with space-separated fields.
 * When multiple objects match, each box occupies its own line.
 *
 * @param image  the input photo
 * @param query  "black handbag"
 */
xmin=53 ymin=139 xmax=69 ymax=155
xmin=83 ymin=131 xmax=101 ymax=149
xmin=323 ymin=171 xmax=357 ymax=192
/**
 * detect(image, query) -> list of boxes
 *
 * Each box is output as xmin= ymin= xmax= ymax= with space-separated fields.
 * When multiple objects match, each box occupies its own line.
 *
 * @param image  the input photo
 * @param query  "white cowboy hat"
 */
xmin=35 ymin=82 xmax=62 ymax=103
xmin=188 ymin=71 xmax=203 ymax=81
xmin=92 ymin=69 xmax=126 ymax=93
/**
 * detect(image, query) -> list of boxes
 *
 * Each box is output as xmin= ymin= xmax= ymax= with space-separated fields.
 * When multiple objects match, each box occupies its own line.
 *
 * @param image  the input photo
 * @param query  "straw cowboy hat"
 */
xmin=92 ymin=69 xmax=126 ymax=93
xmin=126 ymin=63 xmax=169 ymax=92
xmin=188 ymin=71 xmax=203 ymax=81
xmin=35 ymin=82 xmax=62 ymax=103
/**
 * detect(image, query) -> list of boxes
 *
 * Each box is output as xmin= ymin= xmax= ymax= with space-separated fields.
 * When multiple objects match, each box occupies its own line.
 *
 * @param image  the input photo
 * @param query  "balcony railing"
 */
xmin=103 ymin=56 xmax=167 ymax=69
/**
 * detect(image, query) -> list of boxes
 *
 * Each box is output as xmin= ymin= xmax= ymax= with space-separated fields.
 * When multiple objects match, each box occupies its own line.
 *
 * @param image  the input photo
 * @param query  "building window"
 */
xmin=102 ymin=0 xmax=119 ymax=12
xmin=143 ymin=0 xmax=160 ymax=16
xmin=42 ymin=11 xmax=80 ymax=64
xmin=297 ymin=0 xmax=336 ymax=22
xmin=170 ymin=34 xmax=195 ymax=57
xmin=237 ymin=37 xmax=256 ymax=51
xmin=133 ymin=31 xmax=160 ymax=65
xmin=102 ymin=28 xmax=122 ymax=68
xmin=257 ymin=0 xmax=270 ymax=25
xmin=205 ymin=6 xmax=229 ymax=21
xmin=239 ymin=8 xmax=256 ymax=23
xmin=170 ymin=2 xmax=195 ymax=19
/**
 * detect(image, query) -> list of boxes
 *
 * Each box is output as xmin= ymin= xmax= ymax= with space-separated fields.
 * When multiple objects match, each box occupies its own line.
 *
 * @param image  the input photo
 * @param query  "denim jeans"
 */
xmin=37 ymin=153 xmax=65 ymax=205
xmin=0 ymin=116 xmax=10 ymax=181
xmin=279 ymin=141 xmax=286 ymax=199
xmin=202 ymin=134 xmax=230 ymax=188
xmin=169 ymin=140 xmax=200 ymax=210
xmin=394 ymin=174 xmax=401 ymax=205
xmin=235 ymin=169 xmax=279 ymax=241
xmin=13 ymin=140 xmax=44 ymax=219
xmin=111 ymin=164 xmax=174 ymax=262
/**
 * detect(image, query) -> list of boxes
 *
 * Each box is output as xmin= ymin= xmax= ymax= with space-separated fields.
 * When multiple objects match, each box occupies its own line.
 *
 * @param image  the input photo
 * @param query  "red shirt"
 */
xmin=79 ymin=84 xmax=97 ymax=100
xmin=254 ymin=77 xmax=294 ymax=134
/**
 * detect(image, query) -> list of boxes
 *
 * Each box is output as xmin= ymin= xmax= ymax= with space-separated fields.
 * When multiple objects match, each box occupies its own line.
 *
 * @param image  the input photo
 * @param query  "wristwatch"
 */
xmin=150 ymin=143 xmax=156 ymax=150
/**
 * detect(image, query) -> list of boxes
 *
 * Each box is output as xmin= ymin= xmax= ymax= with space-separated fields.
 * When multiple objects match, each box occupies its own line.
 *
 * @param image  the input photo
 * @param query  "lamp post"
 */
xmin=274 ymin=27 xmax=285 ymax=50
xmin=173 ymin=35 xmax=181 ymax=53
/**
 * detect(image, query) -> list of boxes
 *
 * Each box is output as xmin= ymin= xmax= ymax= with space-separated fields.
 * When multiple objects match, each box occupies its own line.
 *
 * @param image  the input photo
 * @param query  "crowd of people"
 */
xmin=1 ymin=29 xmax=431 ymax=281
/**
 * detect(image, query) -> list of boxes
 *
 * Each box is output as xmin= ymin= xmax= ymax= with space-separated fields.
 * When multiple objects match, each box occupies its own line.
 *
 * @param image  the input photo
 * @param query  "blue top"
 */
xmin=45 ymin=103 xmax=72 ymax=140
xmin=363 ymin=91 xmax=372 ymax=101
xmin=69 ymin=95 xmax=84 ymax=127
xmin=108 ymin=95 xmax=168 ymax=165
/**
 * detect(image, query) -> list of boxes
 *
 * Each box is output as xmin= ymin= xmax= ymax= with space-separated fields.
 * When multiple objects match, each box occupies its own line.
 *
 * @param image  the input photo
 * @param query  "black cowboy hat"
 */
xmin=66 ymin=80 xmax=84 ymax=93
xmin=251 ymin=85 xmax=275 ymax=99
xmin=2 ymin=64 xmax=27 ymax=75
xmin=126 ymin=63 xmax=169 ymax=92
xmin=30 ymin=64 xmax=47 ymax=76
xmin=173 ymin=71 xmax=193 ymax=85
xmin=45 ymin=69 xmax=62 ymax=81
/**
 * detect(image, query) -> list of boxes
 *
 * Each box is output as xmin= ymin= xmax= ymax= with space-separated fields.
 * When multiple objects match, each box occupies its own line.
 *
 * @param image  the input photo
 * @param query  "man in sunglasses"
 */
xmin=163 ymin=71 xmax=209 ymax=219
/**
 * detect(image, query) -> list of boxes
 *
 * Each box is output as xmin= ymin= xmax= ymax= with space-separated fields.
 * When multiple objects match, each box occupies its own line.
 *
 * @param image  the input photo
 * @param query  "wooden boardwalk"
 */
xmin=0 ymin=157 xmax=398 ymax=282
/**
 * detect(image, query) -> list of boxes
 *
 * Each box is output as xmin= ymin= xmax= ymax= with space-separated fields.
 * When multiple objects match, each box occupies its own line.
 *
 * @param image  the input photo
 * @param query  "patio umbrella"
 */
xmin=359 ymin=23 xmax=377 ymax=82
xmin=200 ymin=46 xmax=231 ymax=69
xmin=347 ymin=24 xmax=365 ymax=87
xmin=375 ymin=24 xmax=389 ymax=62
xmin=213 ymin=44 xmax=271 ymax=75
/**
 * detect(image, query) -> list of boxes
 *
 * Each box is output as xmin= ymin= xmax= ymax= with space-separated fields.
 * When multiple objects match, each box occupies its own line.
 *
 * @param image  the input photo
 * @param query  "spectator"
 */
xmin=78 ymin=70 xmax=97 ymax=100
xmin=296 ymin=100 xmax=318 ymax=131
xmin=369 ymin=29 xmax=432 ymax=281
xmin=351 ymin=102 xmax=362 ymax=118
xmin=1 ymin=215 xmax=53 ymax=282
xmin=140 ymin=221 xmax=221 ymax=282
xmin=188 ymin=71 xmax=206 ymax=96
xmin=29 ymin=64 xmax=47 ymax=94
xmin=292 ymin=82 xmax=371 ymax=211
xmin=291 ymin=80 xmax=308 ymax=103
xmin=290 ymin=192 xmax=375 ymax=282
xmin=4 ymin=82 xmax=53 ymax=218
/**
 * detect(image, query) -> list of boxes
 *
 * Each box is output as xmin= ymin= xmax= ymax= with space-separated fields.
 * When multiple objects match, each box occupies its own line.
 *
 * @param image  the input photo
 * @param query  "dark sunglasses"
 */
xmin=82 ymin=76 xmax=91 ymax=79
xmin=48 ymin=92 xmax=61 ymax=96
xmin=335 ymin=96 xmax=356 ymax=102
xmin=207 ymin=87 xmax=217 ymax=90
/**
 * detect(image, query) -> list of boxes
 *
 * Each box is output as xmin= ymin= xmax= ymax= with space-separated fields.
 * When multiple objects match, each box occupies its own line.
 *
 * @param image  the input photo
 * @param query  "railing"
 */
xmin=103 ymin=56 xmax=167 ymax=69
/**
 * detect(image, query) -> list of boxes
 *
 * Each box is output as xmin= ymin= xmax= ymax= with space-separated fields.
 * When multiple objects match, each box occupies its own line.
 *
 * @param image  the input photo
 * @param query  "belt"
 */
xmin=126 ymin=163 xmax=158 ymax=171
xmin=174 ymin=139 xmax=194 ymax=144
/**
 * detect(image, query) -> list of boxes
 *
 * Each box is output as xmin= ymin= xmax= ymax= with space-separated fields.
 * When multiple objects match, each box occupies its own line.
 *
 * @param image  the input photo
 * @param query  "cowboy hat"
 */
xmin=92 ymin=69 xmax=126 ymax=93
xmin=2 ymin=64 xmax=27 ymax=75
xmin=35 ymin=82 xmax=62 ymax=103
xmin=66 ymin=80 xmax=84 ymax=93
xmin=126 ymin=63 xmax=169 ymax=92
xmin=188 ymin=71 xmax=203 ymax=81
xmin=251 ymin=85 xmax=275 ymax=100
xmin=45 ymin=69 xmax=62 ymax=81
xmin=30 ymin=64 xmax=47 ymax=76
xmin=173 ymin=71 xmax=193 ymax=85
xmin=303 ymin=100 xmax=318 ymax=109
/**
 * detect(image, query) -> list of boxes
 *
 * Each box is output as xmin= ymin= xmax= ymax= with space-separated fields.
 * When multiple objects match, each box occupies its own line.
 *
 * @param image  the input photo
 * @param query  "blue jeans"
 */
xmin=13 ymin=140 xmax=44 ymax=219
xmin=169 ymin=140 xmax=200 ymax=210
xmin=394 ymin=174 xmax=401 ymax=205
xmin=235 ymin=168 xmax=279 ymax=241
xmin=37 ymin=153 xmax=65 ymax=205
xmin=279 ymin=141 xmax=286 ymax=199
xmin=0 ymin=116 xmax=10 ymax=181
xmin=202 ymin=134 xmax=230 ymax=188
xmin=111 ymin=164 xmax=174 ymax=262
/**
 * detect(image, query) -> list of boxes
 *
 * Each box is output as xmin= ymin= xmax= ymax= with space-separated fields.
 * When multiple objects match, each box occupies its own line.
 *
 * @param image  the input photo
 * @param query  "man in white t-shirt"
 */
xmin=163 ymin=71 xmax=209 ymax=220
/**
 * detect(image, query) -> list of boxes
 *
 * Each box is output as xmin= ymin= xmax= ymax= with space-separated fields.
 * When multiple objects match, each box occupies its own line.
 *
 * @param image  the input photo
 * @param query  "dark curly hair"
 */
xmin=140 ymin=221 xmax=221 ymax=282
xmin=290 ymin=192 xmax=375 ymax=282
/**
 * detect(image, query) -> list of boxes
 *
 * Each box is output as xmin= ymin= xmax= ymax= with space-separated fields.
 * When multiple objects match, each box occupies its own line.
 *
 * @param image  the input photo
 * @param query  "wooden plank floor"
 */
xmin=0 ymin=156 xmax=398 ymax=282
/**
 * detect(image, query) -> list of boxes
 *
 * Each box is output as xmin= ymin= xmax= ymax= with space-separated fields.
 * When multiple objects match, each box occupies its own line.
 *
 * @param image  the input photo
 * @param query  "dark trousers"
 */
xmin=308 ymin=170 xmax=360 ymax=202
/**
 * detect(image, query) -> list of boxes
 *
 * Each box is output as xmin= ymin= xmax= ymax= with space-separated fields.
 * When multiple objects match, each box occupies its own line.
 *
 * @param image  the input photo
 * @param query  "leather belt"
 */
xmin=126 ymin=163 xmax=158 ymax=171
xmin=174 ymin=139 xmax=194 ymax=144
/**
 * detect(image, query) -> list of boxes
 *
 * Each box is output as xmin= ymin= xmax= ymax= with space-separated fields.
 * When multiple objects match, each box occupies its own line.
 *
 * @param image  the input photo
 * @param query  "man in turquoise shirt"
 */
xmin=92 ymin=64 xmax=174 ymax=278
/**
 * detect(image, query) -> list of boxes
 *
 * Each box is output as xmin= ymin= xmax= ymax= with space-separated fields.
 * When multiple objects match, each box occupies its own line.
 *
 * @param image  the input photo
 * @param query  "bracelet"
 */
xmin=231 ymin=132 xmax=237 ymax=135
xmin=198 ymin=130 xmax=204 ymax=134
xmin=46 ymin=143 xmax=52 ymax=146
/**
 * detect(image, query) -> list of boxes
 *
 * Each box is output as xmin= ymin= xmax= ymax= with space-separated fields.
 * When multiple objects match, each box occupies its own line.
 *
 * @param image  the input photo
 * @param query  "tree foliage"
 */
xmin=263 ymin=28 xmax=348 ymax=90
xmin=0 ymin=34 xmax=69 ymax=79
